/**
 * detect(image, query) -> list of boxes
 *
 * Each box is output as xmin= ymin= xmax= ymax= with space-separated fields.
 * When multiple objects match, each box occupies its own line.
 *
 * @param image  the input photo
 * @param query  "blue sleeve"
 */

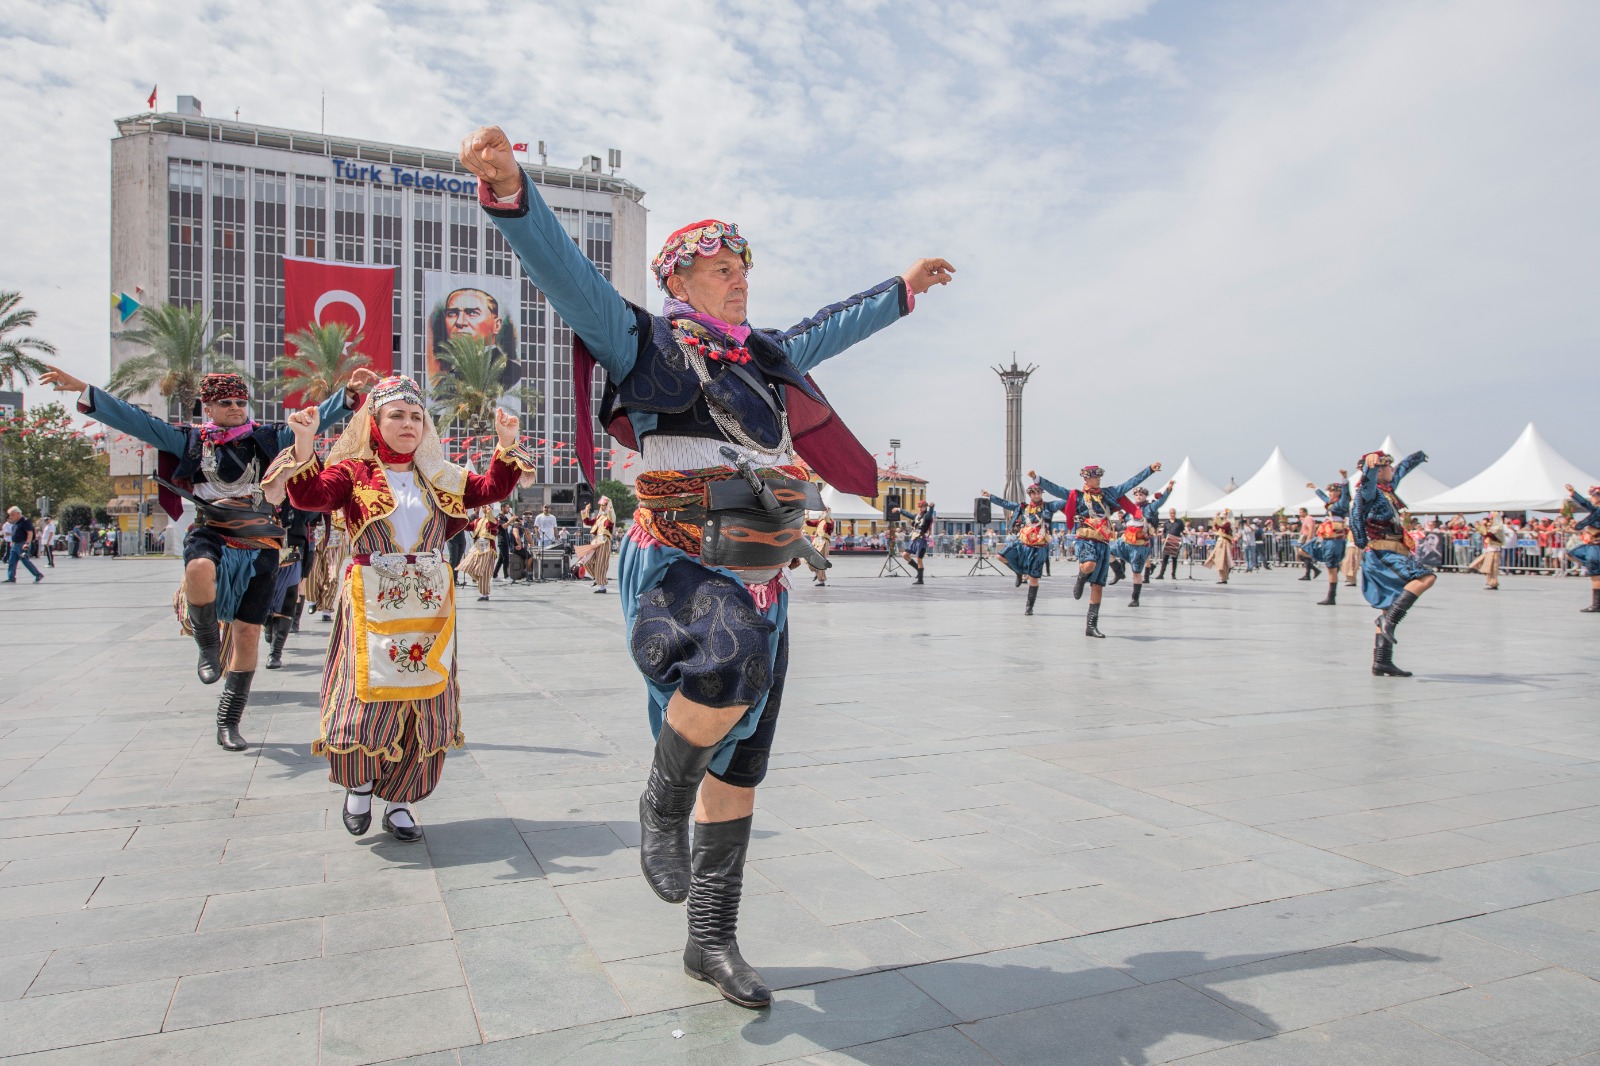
xmin=1392 ymin=450 xmax=1428 ymax=488
xmin=1358 ymin=468 xmax=1380 ymax=503
xmin=777 ymin=278 xmax=912 ymax=374
xmin=276 ymin=389 xmax=355 ymax=448
xmin=483 ymin=174 xmax=639 ymax=379
xmin=1315 ymin=489 xmax=1329 ymax=504
xmin=79 ymin=386 xmax=187 ymax=454
xmin=1330 ymin=496 xmax=1350 ymax=519
xmin=990 ymin=496 xmax=1019 ymax=512
xmin=1110 ymin=466 xmax=1156 ymax=501
xmin=1046 ymin=500 xmax=1067 ymax=518
xmin=1152 ymin=487 xmax=1172 ymax=511
xmin=1571 ymin=492 xmax=1593 ymax=513
xmin=1035 ymin=475 xmax=1072 ymax=500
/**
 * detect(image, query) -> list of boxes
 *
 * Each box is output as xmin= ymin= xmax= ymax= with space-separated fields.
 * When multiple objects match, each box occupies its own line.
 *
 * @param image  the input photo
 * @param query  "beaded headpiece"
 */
xmin=1327 ymin=482 xmax=1345 ymax=494
xmin=1362 ymin=450 xmax=1395 ymax=469
xmin=1080 ymin=465 xmax=1105 ymax=479
xmin=1132 ymin=485 xmax=1149 ymax=497
xmin=651 ymin=219 xmax=752 ymax=292
xmin=368 ymin=376 xmax=424 ymax=411
xmin=199 ymin=372 xmax=249 ymax=403
xmin=1590 ymin=485 xmax=1600 ymax=496
xmin=1026 ymin=482 xmax=1044 ymax=494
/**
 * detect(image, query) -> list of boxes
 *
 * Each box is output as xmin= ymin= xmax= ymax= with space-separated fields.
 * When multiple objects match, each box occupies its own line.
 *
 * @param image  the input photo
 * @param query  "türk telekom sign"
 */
xmin=332 ymin=158 xmax=478 ymax=196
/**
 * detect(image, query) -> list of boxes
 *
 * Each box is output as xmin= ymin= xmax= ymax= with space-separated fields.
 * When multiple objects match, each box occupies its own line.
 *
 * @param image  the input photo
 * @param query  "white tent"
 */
xmin=1195 ymin=447 xmax=1316 ymax=517
xmin=1295 ymin=435 xmax=1451 ymax=514
xmin=1407 ymin=423 xmax=1598 ymax=513
xmin=1164 ymin=456 xmax=1227 ymax=517
xmin=816 ymin=485 xmax=881 ymax=521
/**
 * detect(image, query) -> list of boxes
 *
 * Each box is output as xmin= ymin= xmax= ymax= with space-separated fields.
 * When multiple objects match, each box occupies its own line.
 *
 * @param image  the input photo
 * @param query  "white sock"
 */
xmin=386 ymin=802 xmax=415 ymax=828
xmin=345 ymin=784 xmax=373 ymax=817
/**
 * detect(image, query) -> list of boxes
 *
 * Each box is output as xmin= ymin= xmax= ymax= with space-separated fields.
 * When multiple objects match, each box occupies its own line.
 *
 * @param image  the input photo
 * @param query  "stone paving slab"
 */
xmin=0 ymin=553 xmax=1597 ymax=1062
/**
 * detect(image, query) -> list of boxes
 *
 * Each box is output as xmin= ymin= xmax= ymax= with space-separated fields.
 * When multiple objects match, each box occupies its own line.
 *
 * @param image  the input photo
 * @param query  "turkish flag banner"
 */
xmin=283 ymin=257 xmax=395 ymax=407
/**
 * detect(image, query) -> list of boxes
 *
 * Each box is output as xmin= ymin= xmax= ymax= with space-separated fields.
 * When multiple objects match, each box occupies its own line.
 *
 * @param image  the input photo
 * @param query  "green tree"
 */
xmin=109 ymin=303 xmax=240 ymax=420
xmin=273 ymin=321 xmax=370 ymax=405
xmin=429 ymin=333 xmax=540 ymax=440
xmin=0 ymin=290 xmax=58 ymax=388
xmin=0 ymin=404 xmax=114 ymax=516
xmin=595 ymin=478 xmax=636 ymax=520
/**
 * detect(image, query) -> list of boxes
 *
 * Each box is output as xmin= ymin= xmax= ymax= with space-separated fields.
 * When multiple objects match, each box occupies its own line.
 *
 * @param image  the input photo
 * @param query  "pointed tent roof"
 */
xmin=1407 ymin=423 xmax=1598 ymax=513
xmin=1196 ymin=446 xmax=1315 ymax=516
xmin=1296 ymin=435 xmax=1450 ymax=513
xmin=817 ymin=484 xmax=882 ymax=521
xmin=1164 ymin=456 xmax=1226 ymax=517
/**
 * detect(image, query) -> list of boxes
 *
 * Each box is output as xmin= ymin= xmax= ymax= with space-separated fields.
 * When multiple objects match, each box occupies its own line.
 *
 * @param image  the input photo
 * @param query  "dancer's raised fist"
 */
xmin=459 ymin=127 xmax=521 ymax=199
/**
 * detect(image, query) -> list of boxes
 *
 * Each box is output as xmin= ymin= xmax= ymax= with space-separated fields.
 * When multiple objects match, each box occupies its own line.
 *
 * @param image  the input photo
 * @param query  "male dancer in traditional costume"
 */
xmin=1034 ymin=463 xmax=1160 ymax=637
xmin=1351 ymin=449 xmax=1435 ymax=677
xmin=464 ymin=124 xmax=953 ymax=1009
xmin=40 ymin=365 xmax=373 ymax=748
xmin=894 ymin=499 xmax=935 ymax=585
xmin=279 ymin=378 xmax=532 ymax=841
xmin=1110 ymin=479 xmax=1173 ymax=606
xmin=1564 ymin=484 xmax=1600 ymax=612
xmin=985 ymin=482 xmax=1066 ymax=615
xmin=1304 ymin=474 xmax=1350 ymax=605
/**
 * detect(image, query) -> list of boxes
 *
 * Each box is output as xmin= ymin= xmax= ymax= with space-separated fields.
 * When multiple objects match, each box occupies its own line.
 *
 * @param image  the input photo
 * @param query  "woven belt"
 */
xmin=1367 ymin=538 xmax=1409 ymax=553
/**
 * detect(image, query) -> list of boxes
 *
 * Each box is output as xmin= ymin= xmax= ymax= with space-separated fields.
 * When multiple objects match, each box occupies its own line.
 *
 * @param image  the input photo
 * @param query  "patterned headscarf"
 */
xmin=368 ymin=375 xmax=424 ymax=412
xmin=199 ymin=372 xmax=249 ymax=403
xmin=1362 ymin=450 xmax=1395 ymax=469
xmin=325 ymin=378 xmax=467 ymax=498
xmin=1327 ymin=482 xmax=1345 ymax=495
xmin=651 ymin=219 xmax=751 ymax=291
xmin=1080 ymin=465 xmax=1105 ymax=480
xmin=1589 ymin=485 xmax=1600 ymax=497
xmin=1132 ymin=485 xmax=1150 ymax=497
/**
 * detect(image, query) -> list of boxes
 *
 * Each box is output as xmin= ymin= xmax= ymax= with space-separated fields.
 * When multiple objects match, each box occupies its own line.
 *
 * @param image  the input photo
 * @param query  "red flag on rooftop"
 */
xmin=512 ymin=142 xmax=529 ymax=152
xmin=147 ymin=86 xmax=157 ymax=109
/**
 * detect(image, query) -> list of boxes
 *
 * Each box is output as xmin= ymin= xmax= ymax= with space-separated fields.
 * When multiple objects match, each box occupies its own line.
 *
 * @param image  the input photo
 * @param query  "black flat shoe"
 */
xmin=382 ymin=810 xmax=424 ymax=843
xmin=343 ymin=790 xmax=373 ymax=836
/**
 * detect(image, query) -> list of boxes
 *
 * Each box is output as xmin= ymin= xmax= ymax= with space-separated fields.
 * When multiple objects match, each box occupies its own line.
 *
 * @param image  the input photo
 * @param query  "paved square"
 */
xmin=1 ymin=553 xmax=1597 ymax=1064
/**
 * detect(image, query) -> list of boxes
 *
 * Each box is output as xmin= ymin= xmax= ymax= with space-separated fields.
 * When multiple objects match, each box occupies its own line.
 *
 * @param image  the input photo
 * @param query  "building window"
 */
xmin=448 ymin=198 xmax=478 ymax=274
xmin=519 ymin=278 xmax=547 ymax=477
xmin=293 ymin=176 xmax=326 ymax=259
xmin=252 ymin=171 xmax=287 ymax=407
xmin=585 ymin=212 xmax=613 ymax=281
xmin=167 ymin=159 xmax=205 ymax=309
xmin=412 ymin=193 xmax=443 ymax=381
xmin=333 ymin=179 xmax=365 ymax=263
xmin=549 ymin=312 xmax=575 ymax=484
xmin=371 ymin=189 xmax=403 ymax=364
xmin=484 ymin=223 xmax=513 ymax=278
xmin=211 ymin=164 xmax=246 ymax=365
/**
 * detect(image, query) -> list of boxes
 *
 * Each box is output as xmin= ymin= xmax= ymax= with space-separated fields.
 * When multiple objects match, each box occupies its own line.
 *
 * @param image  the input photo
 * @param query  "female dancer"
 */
xmin=1207 ymin=511 xmax=1236 ymax=584
xmin=276 ymin=376 xmax=533 ymax=841
xmin=805 ymin=506 xmax=834 ymax=586
xmin=1352 ymin=449 xmax=1435 ymax=676
xmin=462 ymin=508 xmax=499 ymax=601
xmin=577 ymin=495 xmax=618 ymax=593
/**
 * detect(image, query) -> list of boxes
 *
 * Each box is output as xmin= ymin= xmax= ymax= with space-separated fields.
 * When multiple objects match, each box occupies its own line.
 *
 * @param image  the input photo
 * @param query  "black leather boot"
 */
xmin=189 ymin=600 xmax=225 ymax=685
xmin=683 ymin=815 xmax=771 ymax=1009
xmin=1372 ymin=632 xmax=1411 ymax=677
xmin=1085 ymin=603 xmax=1105 ymax=638
xmin=1130 ymin=582 xmax=1142 ymax=607
xmin=1073 ymin=570 xmax=1089 ymax=600
xmin=1378 ymin=589 xmax=1418 ymax=644
xmin=639 ymin=721 xmax=718 ymax=904
xmin=913 ymin=565 xmax=924 ymax=585
xmin=266 ymin=618 xmax=290 ymax=669
xmin=1109 ymin=558 xmax=1125 ymax=585
xmin=1318 ymin=582 xmax=1337 ymax=606
xmin=290 ymin=594 xmax=303 ymax=633
xmin=216 ymin=670 xmax=253 ymax=750
xmin=1298 ymin=560 xmax=1312 ymax=580
xmin=1583 ymin=588 xmax=1600 ymax=613
xmin=1014 ymin=567 xmax=1023 ymax=587
xmin=1025 ymin=584 xmax=1037 ymax=616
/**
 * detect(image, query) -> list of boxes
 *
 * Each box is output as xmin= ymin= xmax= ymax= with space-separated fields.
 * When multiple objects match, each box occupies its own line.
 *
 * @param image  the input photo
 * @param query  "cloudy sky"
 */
xmin=2 ymin=0 xmax=1596 ymax=501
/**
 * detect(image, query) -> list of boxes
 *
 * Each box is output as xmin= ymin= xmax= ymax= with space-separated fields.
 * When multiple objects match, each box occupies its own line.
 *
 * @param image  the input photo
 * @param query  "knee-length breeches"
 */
xmin=1362 ymin=548 xmax=1433 ymax=609
xmin=1108 ymin=539 xmax=1151 ymax=571
xmin=1074 ymin=538 xmax=1112 ymax=585
xmin=1000 ymin=541 xmax=1047 ymax=578
xmin=1571 ymin=544 xmax=1600 ymax=577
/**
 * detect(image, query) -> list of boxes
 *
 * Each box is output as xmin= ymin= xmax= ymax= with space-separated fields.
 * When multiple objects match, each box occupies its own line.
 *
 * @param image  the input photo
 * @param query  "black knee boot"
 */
xmin=1583 ymin=588 xmax=1600 ymax=613
xmin=216 ymin=670 xmax=253 ymax=750
xmin=1318 ymin=581 xmax=1337 ymax=606
xmin=640 ymin=721 xmax=719 ymax=904
xmin=1014 ymin=567 xmax=1023 ymax=587
xmin=1025 ymin=584 xmax=1038 ymax=616
xmin=1378 ymin=589 xmax=1418 ymax=644
xmin=1371 ymin=632 xmax=1411 ymax=677
xmin=266 ymin=619 xmax=290 ymax=669
xmin=189 ymin=600 xmax=225 ymax=685
xmin=290 ymin=594 xmax=303 ymax=633
xmin=1073 ymin=570 xmax=1090 ymax=600
xmin=1130 ymin=582 xmax=1142 ymax=607
xmin=1109 ymin=558 xmax=1125 ymax=585
xmin=1086 ymin=603 xmax=1105 ymax=638
xmin=683 ymin=815 xmax=770 ymax=1009
xmin=913 ymin=563 xmax=924 ymax=585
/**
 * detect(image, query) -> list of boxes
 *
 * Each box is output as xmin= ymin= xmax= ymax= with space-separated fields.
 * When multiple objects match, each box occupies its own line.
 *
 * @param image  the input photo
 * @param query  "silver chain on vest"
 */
xmin=675 ymin=332 xmax=793 ymax=460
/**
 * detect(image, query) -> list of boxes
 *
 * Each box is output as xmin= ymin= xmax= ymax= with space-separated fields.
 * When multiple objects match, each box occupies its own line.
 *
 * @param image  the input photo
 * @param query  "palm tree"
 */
xmin=429 ymin=334 xmax=539 ymax=441
xmin=0 ymin=290 xmax=58 ymax=388
xmin=109 ymin=303 xmax=239 ymax=419
xmin=272 ymin=322 xmax=370 ymax=405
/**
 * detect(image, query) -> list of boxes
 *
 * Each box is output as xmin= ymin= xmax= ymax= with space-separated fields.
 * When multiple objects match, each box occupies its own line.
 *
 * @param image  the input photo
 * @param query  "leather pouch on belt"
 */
xmin=700 ymin=478 xmax=825 ymax=569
